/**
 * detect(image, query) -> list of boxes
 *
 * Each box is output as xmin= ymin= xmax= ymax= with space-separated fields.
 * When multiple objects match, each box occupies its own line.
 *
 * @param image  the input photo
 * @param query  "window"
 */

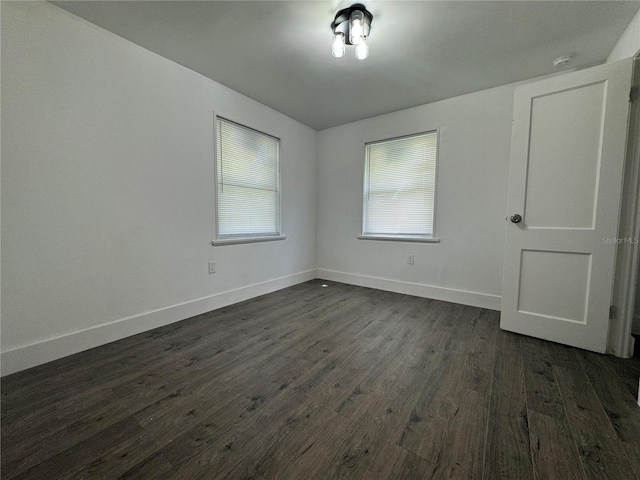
xmin=361 ymin=130 xmax=439 ymax=242
xmin=214 ymin=117 xmax=283 ymax=245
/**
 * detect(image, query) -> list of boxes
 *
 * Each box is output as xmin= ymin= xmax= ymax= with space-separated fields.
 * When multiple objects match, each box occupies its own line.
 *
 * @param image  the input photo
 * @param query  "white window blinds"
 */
xmin=363 ymin=131 xmax=438 ymax=237
xmin=216 ymin=118 xmax=280 ymax=238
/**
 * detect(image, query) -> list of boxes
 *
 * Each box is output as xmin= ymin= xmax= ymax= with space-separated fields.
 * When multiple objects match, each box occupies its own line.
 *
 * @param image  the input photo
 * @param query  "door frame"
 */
xmin=610 ymin=53 xmax=640 ymax=358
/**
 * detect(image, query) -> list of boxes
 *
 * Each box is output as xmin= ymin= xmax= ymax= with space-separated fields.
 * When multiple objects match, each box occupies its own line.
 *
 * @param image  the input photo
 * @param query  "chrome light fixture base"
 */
xmin=332 ymin=3 xmax=373 ymax=45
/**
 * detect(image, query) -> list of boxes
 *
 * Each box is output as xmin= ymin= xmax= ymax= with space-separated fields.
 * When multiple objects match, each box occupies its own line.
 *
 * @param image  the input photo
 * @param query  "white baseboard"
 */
xmin=1 ymin=268 xmax=500 ymax=376
xmin=317 ymin=269 xmax=501 ymax=311
xmin=1 ymin=269 xmax=317 ymax=376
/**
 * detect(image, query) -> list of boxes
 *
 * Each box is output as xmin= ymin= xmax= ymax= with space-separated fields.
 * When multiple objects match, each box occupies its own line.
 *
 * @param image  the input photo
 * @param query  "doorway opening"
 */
xmin=611 ymin=52 xmax=640 ymax=358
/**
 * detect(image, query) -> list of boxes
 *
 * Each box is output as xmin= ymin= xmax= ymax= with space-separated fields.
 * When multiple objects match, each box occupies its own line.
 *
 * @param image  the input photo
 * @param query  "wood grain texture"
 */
xmin=577 ymin=350 xmax=640 ymax=478
xmin=2 ymin=279 xmax=640 ymax=479
xmin=484 ymin=330 xmax=534 ymax=480
xmin=554 ymin=365 xmax=635 ymax=479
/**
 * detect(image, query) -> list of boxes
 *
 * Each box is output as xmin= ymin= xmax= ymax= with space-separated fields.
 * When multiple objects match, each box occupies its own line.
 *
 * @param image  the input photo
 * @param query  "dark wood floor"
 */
xmin=2 ymin=280 xmax=640 ymax=479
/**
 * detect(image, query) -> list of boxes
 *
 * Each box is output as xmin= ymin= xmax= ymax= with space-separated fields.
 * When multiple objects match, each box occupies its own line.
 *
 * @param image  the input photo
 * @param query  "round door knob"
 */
xmin=510 ymin=214 xmax=522 ymax=224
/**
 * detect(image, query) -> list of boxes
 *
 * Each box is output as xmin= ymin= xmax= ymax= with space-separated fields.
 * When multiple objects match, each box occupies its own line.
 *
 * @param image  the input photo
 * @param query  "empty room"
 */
xmin=3 ymin=1 xmax=640 ymax=478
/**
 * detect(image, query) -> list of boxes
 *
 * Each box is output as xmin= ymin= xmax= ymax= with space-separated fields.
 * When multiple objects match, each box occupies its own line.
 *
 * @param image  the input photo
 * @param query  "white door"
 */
xmin=501 ymin=59 xmax=633 ymax=353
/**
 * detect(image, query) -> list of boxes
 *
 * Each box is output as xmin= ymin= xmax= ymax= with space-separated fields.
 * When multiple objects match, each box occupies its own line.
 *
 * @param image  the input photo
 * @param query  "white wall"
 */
xmin=316 ymin=83 xmax=522 ymax=309
xmin=1 ymin=2 xmax=317 ymax=375
xmin=608 ymin=8 xmax=640 ymax=63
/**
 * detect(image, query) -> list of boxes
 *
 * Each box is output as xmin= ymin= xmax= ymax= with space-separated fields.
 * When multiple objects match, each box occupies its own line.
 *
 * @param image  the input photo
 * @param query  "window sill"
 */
xmin=212 ymin=235 xmax=286 ymax=246
xmin=357 ymin=235 xmax=440 ymax=243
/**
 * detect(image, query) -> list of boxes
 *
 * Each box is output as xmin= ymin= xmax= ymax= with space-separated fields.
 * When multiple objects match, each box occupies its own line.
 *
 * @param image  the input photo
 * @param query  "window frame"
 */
xmin=359 ymin=129 xmax=441 ymax=243
xmin=212 ymin=114 xmax=285 ymax=246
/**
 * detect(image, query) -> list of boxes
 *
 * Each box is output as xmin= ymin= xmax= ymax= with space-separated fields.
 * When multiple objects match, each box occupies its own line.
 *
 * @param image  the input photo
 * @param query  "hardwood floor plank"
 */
xmin=57 ymin=428 xmax=166 ymax=480
xmin=361 ymin=441 xmax=435 ymax=480
xmin=333 ymin=310 xmax=427 ymax=425
xmin=546 ymin=341 xmax=583 ymax=371
xmin=421 ymin=302 xmax=465 ymax=353
xmin=358 ymin=353 xmax=448 ymax=447
xmin=461 ymin=309 xmax=500 ymax=394
xmin=5 ymin=417 xmax=143 ymax=480
xmin=304 ymin=421 xmax=380 ymax=479
xmin=399 ymin=387 xmax=487 ymax=479
xmin=2 ymin=391 xmax=133 ymax=476
xmin=159 ymin=375 xmax=291 ymax=472
xmin=274 ymin=417 xmax=358 ymax=479
xmin=118 ymin=452 xmax=176 ymax=480
xmin=443 ymin=305 xmax=481 ymax=354
xmin=611 ymin=356 xmax=640 ymax=402
xmin=577 ymin=350 xmax=640 ymax=478
xmin=132 ymin=358 xmax=258 ymax=428
xmin=522 ymin=338 xmax=586 ymax=480
xmin=521 ymin=336 xmax=565 ymax=419
xmin=528 ymin=410 xmax=585 ymax=480
xmin=483 ymin=330 xmax=534 ymax=480
xmin=554 ymin=365 xmax=638 ymax=479
xmin=167 ymin=386 xmax=352 ymax=479
xmin=3 ymin=281 xmax=640 ymax=479
xmin=223 ymin=397 xmax=349 ymax=479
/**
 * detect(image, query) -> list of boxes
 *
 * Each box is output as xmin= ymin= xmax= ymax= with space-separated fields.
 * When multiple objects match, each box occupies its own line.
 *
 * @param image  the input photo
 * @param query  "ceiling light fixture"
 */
xmin=331 ymin=3 xmax=373 ymax=60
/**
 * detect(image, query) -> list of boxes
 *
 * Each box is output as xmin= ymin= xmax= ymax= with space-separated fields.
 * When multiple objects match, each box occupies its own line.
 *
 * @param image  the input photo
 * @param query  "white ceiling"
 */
xmin=52 ymin=1 xmax=640 ymax=130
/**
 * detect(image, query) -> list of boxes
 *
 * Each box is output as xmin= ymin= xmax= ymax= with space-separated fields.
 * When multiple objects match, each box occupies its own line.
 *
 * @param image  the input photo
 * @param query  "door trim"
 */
xmin=609 ymin=53 xmax=640 ymax=357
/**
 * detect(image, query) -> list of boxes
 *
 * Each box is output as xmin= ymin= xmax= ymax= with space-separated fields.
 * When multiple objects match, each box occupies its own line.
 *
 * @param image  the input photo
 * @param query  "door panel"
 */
xmin=524 ymin=82 xmax=606 ymax=229
xmin=501 ymin=59 xmax=632 ymax=353
xmin=518 ymin=250 xmax=591 ymax=323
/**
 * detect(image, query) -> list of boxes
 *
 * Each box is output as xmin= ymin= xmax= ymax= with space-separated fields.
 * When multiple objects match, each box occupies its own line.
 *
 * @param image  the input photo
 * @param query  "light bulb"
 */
xmin=349 ymin=10 xmax=364 ymax=45
xmin=355 ymin=37 xmax=369 ymax=60
xmin=332 ymin=32 xmax=345 ymax=58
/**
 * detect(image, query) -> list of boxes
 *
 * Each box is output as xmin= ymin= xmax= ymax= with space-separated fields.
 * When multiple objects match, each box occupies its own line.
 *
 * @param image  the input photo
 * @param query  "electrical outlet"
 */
xmin=208 ymin=261 xmax=216 ymax=274
xmin=407 ymin=254 xmax=414 ymax=265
